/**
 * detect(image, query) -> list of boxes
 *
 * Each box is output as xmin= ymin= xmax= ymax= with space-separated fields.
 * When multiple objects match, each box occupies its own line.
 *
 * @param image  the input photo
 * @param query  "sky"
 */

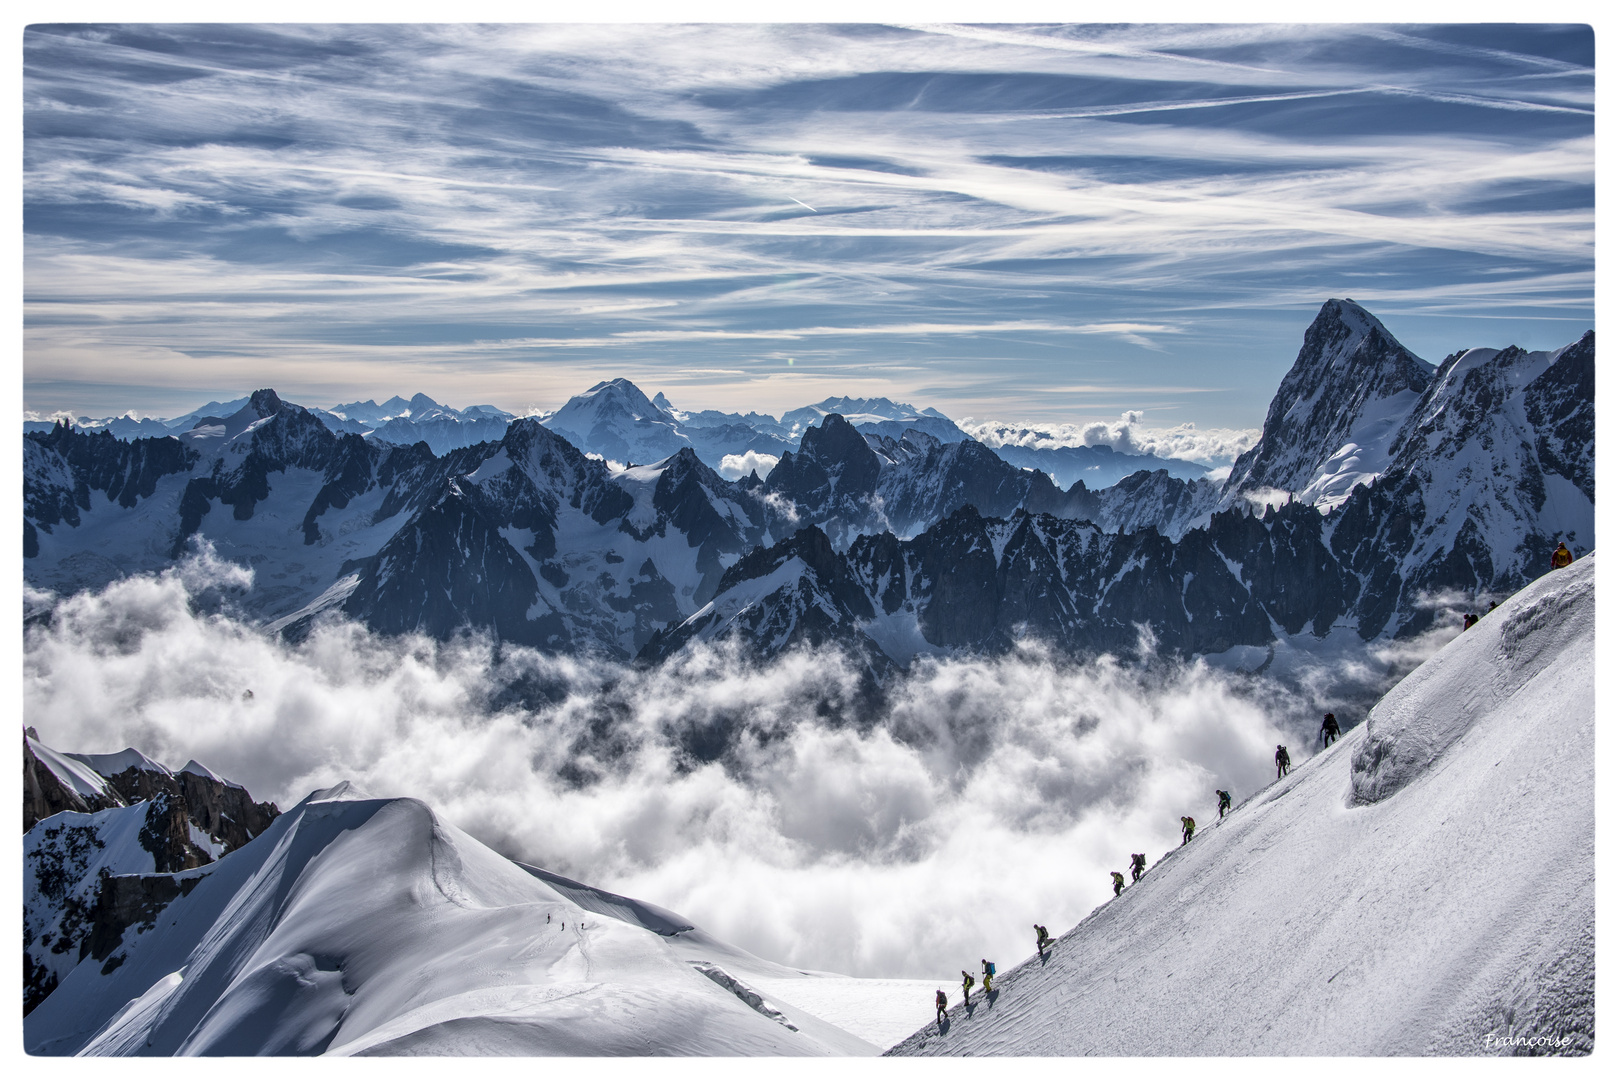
xmin=22 ymin=20 xmax=1595 ymax=430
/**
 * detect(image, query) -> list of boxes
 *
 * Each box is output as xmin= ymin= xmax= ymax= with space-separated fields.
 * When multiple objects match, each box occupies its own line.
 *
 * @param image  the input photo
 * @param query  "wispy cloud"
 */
xmin=24 ymin=23 xmax=1593 ymax=425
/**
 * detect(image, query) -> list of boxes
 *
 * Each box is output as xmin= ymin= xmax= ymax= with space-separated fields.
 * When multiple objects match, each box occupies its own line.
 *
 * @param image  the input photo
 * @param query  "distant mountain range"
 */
xmin=23 ymin=300 xmax=1594 ymax=673
xmin=28 ymin=381 xmax=1208 ymax=490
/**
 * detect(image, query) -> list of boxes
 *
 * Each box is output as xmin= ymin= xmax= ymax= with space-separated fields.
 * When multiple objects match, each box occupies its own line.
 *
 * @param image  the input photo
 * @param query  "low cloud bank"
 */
xmin=718 ymin=450 xmax=780 ymax=481
xmin=24 ymin=552 xmax=1448 ymax=980
xmin=961 ymin=413 xmax=1260 ymax=467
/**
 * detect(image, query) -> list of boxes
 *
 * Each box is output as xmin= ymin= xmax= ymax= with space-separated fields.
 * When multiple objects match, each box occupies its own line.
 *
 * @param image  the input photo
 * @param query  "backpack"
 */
xmin=986 ymin=962 xmax=996 ymax=976
xmin=936 ymin=990 xmax=947 ymax=1006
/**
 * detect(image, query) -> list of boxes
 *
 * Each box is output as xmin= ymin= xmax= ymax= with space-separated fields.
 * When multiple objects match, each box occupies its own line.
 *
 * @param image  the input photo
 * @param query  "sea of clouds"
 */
xmin=960 ymin=411 xmax=1260 ymax=467
xmin=22 ymin=546 xmax=1459 ymax=981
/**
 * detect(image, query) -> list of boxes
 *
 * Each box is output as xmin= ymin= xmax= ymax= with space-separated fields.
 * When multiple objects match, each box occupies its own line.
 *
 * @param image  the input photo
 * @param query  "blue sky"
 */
xmin=23 ymin=21 xmax=1595 ymax=435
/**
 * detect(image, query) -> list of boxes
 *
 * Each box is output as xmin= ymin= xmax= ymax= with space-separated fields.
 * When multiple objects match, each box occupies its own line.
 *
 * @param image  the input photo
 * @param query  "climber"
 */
xmin=1275 ymin=745 xmax=1291 ymax=778
xmin=1130 ymin=852 xmax=1147 ymax=882
xmin=1035 ymin=924 xmax=1051 ymax=959
xmin=935 ymin=988 xmax=948 ymax=1025
xmin=1463 ymin=612 xmax=1479 ymax=630
xmin=1181 ymin=816 xmax=1196 ymax=845
xmin=961 ymin=970 xmax=974 ymax=1006
xmin=1216 ymin=789 xmax=1232 ymax=818
xmin=1552 ymin=542 xmax=1573 ymax=570
xmin=1111 ymin=870 xmax=1126 ymax=896
xmin=1321 ymin=713 xmax=1340 ymax=747
xmin=981 ymin=958 xmax=996 ymax=994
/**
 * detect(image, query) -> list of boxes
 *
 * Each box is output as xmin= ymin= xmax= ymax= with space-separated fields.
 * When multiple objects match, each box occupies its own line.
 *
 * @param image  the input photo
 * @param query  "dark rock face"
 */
xmin=339 ymin=424 xmax=771 ymax=654
xmin=1213 ymin=501 xmax=1359 ymax=638
xmin=24 ymin=736 xmax=120 ymax=831
xmin=642 ymin=525 xmax=882 ymax=665
xmin=175 ymin=771 xmax=279 ymax=853
xmin=631 ymin=447 xmax=767 ymax=605
xmin=763 ymin=414 xmax=885 ymax=543
xmin=343 ymin=484 xmax=549 ymax=645
xmin=644 ymin=505 xmax=1300 ymax=665
xmin=137 ymin=791 xmax=208 ymax=874
xmin=24 ymin=423 xmax=198 ymax=535
xmin=1523 ymin=330 xmax=1595 ymax=502
xmin=85 ymin=872 xmax=205 ymax=970
xmin=173 ymin=392 xmax=351 ymax=549
xmin=763 ymin=416 xmax=1105 ymax=547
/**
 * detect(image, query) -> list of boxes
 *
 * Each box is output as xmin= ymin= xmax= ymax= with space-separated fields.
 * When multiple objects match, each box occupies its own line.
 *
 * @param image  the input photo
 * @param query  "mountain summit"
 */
xmin=1223 ymin=299 xmax=1434 ymax=508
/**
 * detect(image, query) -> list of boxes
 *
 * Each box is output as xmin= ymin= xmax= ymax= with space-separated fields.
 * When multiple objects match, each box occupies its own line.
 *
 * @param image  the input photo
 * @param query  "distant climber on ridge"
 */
xmin=1111 ymin=870 xmax=1126 ymax=896
xmin=1034 ymin=924 xmax=1051 ymax=958
xmin=1463 ymin=612 xmax=1479 ymax=630
xmin=1181 ymin=816 xmax=1196 ymax=845
xmin=1321 ymin=713 xmax=1340 ymax=747
xmin=981 ymin=959 xmax=996 ymax=994
xmin=1553 ymin=541 xmax=1574 ymax=569
xmin=1130 ymin=852 xmax=1147 ymax=882
xmin=935 ymin=989 xmax=948 ymax=1025
xmin=1216 ymin=789 xmax=1232 ymax=818
xmin=1275 ymin=745 xmax=1291 ymax=778
xmin=961 ymin=970 xmax=974 ymax=1006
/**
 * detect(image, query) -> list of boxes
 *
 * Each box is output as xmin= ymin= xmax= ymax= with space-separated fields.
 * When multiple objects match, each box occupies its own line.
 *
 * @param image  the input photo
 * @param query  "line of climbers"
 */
xmin=933 ymin=709 xmax=1364 ymax=1034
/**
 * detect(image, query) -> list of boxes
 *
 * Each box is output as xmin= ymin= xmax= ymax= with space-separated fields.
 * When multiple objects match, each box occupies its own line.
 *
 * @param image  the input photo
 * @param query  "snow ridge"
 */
xmin=888 ymin=554 xmax=1594 ymax=1056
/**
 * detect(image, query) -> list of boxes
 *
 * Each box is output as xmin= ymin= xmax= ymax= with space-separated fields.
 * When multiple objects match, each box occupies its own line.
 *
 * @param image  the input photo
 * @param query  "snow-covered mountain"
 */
xmin=26 ymin=392 xmax=517 ymax=457
xmin=779 ymin=395 xmax=951 ymax=438
xmin=21 ymin=300 xmax=1595 ymax=668
xmin=542 ymin=378 xmax=690 ymax=465
xmin=760 ymin=416 xmax=1095 ymax=548
xmin=642 ymin=500 xmax=1333 ymax=667
xmin=645 ymin=333 xmax=1594 ymax=666
xmin=338 ymin=427 xmax=772 ymax=653
xmin=543 ymin=379 xmax=798 ymax=474
xmin=363 ymin=397 xmax=514 ymax=454
xmin=1223 ymin=298 xmax=1435 ymax=509
xmin=23 ymin=774 xmax=896 ymax=1055
xmin=889 ymin=552 xmax=1593 ymax=1056
xmin=24 ymin=397 xmax=783 ymax=654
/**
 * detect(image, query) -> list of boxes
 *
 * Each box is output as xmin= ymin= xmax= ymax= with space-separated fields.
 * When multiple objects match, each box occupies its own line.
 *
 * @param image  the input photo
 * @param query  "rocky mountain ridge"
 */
xmin=22 ymin=301 xmax=1594 ymax=668
xmin=23 ymin=730 xmax=280 ymax=1014
xmin=645 ymin=308 xmax=1595 ymax=666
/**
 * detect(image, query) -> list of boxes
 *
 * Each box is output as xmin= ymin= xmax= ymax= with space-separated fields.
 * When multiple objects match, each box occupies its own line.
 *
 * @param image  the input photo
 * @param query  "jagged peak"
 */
xmin=247 ymin=388 xmax=284 ymax=417
xmin=799 ymin=413 xmax=874 ymax=459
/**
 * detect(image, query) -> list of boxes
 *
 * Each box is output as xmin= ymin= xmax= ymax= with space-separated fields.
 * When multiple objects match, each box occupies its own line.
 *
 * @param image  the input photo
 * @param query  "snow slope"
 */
xmin=523 ymin=864 xmax=945 ymax=1048
xmin=890 ymin=554 xmax=1594 ymax=1056
xmin=24 ymin=783 xmax=887 ymax=1056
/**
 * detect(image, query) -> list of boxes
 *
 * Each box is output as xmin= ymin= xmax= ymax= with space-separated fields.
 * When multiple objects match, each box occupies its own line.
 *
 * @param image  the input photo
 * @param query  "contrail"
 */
xmin=789 ymin=196 xmax=818 ymax=213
